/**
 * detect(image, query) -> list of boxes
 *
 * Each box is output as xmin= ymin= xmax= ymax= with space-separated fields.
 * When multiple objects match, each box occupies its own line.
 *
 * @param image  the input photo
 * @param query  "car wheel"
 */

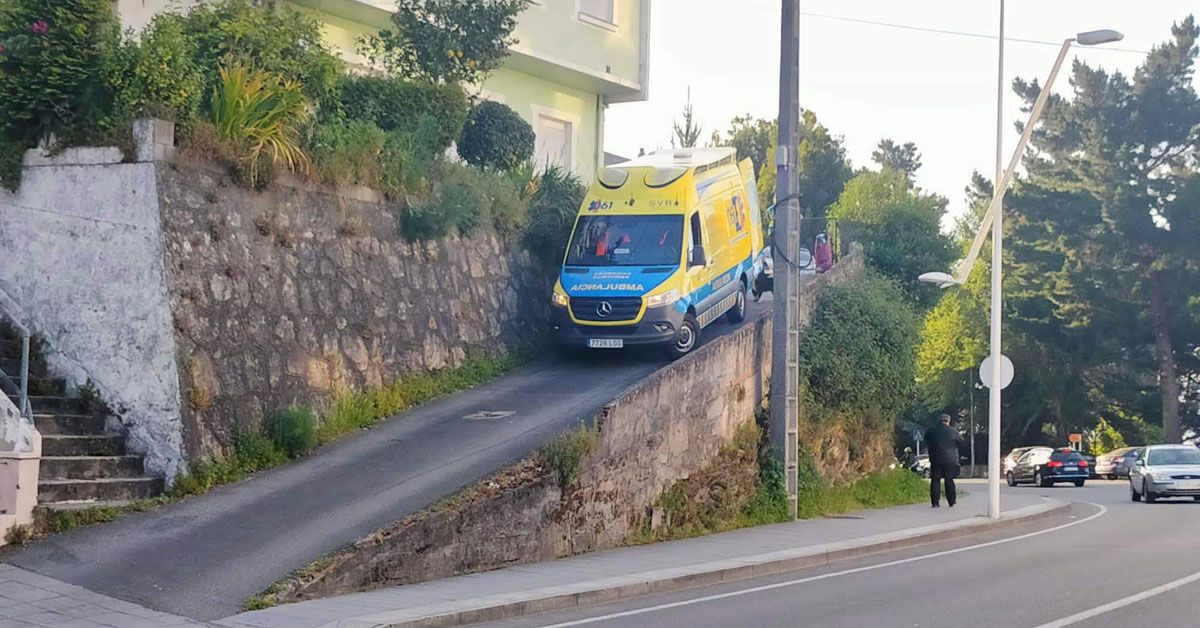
xmin=1007 ymin=472 xmax=1017 ymax=487
xmin=1131 ymin=483 xmax=1142 ymax=502
xmin=666 ymin=314 xmax=700 ymax=360
xmin=726 ymin=280 xmax=748 ymax=324
xmin=1144 ymin=480 xmax=1157 ymax=504
xmin=1193 ymin=496 xmax=1199 ymax=503
xmin=1074 ymin=479 xmax=1085 ymax=488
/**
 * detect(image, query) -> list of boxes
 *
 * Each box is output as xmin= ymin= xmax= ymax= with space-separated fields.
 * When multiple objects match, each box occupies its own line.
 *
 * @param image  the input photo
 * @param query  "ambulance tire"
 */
xmin=666 ymin=314 xmax=700 ymax=360
xmin=727 ymin=279 xmax=748 ymax=324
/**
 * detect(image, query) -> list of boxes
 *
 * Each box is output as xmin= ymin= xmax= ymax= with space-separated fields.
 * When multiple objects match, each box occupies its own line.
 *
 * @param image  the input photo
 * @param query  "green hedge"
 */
xmin=336 ymin=75 xmax=467 ymax=153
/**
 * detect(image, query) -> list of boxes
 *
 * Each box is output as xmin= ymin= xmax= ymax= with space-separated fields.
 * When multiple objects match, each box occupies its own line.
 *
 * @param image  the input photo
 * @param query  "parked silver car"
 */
xmin=1129 ymin=445 xmax=1200 ymax=503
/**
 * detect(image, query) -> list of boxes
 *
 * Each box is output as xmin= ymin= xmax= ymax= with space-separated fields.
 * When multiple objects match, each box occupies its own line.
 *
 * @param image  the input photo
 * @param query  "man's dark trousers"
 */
xmin=930 ymin=463 xmax=959 ymax=506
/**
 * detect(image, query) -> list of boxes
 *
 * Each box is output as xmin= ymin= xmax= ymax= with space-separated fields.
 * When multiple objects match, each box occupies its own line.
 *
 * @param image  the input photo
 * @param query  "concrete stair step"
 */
xmin=40 ymin=455 xmax=145 ymax=480
xmin=37 ymin=476 xmax=163 ymax=504
xmin=34 ymin=413 xmax=106 ymax=436
xmin=42 ymin=434 xmax=124 ymax=457
xmin=0 ymin=356 xmax=48 ymax=378
xmin=29 ymin=395 xmax=87 ymax=415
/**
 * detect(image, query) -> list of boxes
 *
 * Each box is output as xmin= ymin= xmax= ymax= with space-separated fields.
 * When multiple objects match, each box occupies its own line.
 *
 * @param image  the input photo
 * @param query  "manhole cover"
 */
xmin=463 ymin=410 xmax=516 ymax=421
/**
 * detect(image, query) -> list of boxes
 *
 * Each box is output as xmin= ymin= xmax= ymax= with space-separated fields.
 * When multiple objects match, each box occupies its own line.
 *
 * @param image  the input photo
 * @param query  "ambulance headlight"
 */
xmin=552 ymin=292 xmax=569 ymax=307
xmin=646 ymin=290 xmax=679 ymax=308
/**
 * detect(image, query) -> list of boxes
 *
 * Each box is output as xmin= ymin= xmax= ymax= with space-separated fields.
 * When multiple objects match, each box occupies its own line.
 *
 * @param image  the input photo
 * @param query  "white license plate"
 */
xmin=588 ymin=339 xmax=624 ymax=349
xmin=1064 ymin=467 xmax=1078 ymax=472
xmin=1176 ymin=480 xmax=1200 ymax=490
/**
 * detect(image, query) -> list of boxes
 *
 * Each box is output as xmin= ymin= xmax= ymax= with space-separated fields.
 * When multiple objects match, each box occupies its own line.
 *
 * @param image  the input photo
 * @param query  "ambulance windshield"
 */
xmin=565 ymin=215 xmax=684 ymax=267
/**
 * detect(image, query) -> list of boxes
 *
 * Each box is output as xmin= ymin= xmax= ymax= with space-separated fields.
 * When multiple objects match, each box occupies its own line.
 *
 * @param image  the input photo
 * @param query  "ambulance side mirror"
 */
xmin=689 ymin=245 xmax=707 ymax=268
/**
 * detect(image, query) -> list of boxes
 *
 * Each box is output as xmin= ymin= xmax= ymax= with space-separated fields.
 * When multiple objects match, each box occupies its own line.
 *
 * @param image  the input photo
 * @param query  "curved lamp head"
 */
xmin=918 ymin=271 xmax=960 ymax=290
xmin=1076 ymin=29 xmax=1124 ymax=46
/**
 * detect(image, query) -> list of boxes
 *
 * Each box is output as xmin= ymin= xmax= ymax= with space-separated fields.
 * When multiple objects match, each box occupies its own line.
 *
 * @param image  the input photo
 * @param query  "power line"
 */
xmin=728 ymin=1 xmax=1151 ymax=55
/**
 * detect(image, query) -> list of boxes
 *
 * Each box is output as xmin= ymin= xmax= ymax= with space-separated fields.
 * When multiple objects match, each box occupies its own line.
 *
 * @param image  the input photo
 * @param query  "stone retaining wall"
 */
xmin=157 ymin=161 xmax=548 ymax=458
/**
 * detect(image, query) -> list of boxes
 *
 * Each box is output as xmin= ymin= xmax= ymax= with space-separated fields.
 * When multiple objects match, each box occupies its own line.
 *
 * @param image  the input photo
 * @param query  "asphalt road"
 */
xmin=482 ymin=480 xmax=1200 ymax=628
xmin=2 ymin=299 xmax=770 ymax=620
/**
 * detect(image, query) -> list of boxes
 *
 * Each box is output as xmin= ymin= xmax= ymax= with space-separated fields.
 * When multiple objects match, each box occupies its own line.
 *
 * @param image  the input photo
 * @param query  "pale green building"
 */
xmin=117 ymin=0 xmax=652 ymax=181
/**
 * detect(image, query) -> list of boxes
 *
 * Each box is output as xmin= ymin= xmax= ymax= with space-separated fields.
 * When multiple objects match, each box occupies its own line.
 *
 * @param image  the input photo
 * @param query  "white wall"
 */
xmin=0 ymin=146 xmax=184 ymax=479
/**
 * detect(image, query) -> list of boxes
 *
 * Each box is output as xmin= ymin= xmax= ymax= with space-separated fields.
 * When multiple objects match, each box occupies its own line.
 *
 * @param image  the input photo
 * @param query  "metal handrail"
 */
xmin=0 ymin=296 xmax=33 ymax=421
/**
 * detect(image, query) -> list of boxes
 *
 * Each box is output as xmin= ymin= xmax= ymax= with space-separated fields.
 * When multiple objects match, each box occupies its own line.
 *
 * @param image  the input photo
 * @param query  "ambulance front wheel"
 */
xmin=666 ymin=314 xmax=700 ymax=360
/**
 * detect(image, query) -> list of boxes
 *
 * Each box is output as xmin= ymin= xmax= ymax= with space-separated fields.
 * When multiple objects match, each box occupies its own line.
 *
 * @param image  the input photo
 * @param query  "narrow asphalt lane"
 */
xmin=482 ymin=480 xmax=1200 ymax=628
xmin=1 ymin=299 xmax=770 ymax=620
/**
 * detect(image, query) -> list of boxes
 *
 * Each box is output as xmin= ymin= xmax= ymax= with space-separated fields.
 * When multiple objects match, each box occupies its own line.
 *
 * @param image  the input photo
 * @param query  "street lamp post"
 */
xmin=920 ymin=28 xmax=1124 ymax=519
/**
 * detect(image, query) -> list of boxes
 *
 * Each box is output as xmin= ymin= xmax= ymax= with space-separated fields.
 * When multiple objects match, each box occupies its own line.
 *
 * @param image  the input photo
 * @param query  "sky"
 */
xmin=604 ymin=0 xmax=1200 ymax=220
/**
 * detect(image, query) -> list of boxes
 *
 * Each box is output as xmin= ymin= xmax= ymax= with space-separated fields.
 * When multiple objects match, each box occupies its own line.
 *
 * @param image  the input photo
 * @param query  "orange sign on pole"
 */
xmin=1068 ymin=433 xmax=1082 ymax=443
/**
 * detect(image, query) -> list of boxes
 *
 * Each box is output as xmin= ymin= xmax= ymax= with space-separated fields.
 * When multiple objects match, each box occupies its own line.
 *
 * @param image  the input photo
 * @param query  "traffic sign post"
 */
xmin=913 ymin=427 xmax=923 ymax=457
xmin=979 ymin=354 xmax=1015 ymax=390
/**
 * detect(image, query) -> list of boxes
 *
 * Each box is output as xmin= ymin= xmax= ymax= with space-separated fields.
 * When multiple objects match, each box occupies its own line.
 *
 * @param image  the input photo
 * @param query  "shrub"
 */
xmin=457 ymin=101 xmax=535 ymax=171
xmin=360 ymin=0 xmax=528 ymax=84
xmin=177 ymin=0 xmax=343 ymax=111
xmin=307 ymin=120 xmax=387 ymax=189
xmin=539 ymin=421 xmax=599 ymax=487
xmin=402 ymin=162 xmax=526 ymax=240
xmin=271 ymin=405 xmax=317 ymax=458
xmin=522 ymin=166 xmax=586 ymax=267
xmin=102 ymin=14 xmax=204 ymax=124
xmin=0 ymin=136 xmax=21 ymax=191
xmin=798 ymin=269 xmax=919 ymax=422
xmin=0 ymin=0 xmax=121 ymax=146
xmin=210 ymin=64 xmax=312 ymax=187
xmin=336 ymin=75 xmax=467 ymax=152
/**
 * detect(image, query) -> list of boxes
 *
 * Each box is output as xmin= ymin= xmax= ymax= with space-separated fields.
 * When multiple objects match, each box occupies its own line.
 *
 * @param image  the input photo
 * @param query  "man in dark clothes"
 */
xmin=925 ymin=414 xmax=965 ymax=507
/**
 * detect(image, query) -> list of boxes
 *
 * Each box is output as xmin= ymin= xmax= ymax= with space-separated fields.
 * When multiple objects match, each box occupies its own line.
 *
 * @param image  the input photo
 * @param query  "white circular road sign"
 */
xmin=979 ymin=355 xmax=1015 ymax=390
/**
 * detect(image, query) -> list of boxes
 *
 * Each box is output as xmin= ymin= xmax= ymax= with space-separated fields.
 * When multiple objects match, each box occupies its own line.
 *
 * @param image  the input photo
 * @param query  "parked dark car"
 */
xmin=1007 ymin=448 xmax=1089 ymax=487
xmin=1095 ymin=446 xmax=1138 ymax=479
xmin=1113 ymin=448 xmax=1143 ymax=479
xmin=1081 ymin=453 xmax=1099 ymax=478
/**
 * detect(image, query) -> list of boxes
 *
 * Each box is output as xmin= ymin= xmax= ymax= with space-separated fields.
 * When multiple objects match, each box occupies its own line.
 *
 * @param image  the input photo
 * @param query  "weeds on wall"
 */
xmin=539 ymin=420 xmax=600 ymax=487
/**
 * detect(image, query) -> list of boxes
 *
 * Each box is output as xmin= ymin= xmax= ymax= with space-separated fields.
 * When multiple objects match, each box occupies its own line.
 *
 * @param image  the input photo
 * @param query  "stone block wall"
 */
xmin=275 ymin=253 xmax=869 ymax=602
xmin=157 ymin=161 xmax=549 ymax=458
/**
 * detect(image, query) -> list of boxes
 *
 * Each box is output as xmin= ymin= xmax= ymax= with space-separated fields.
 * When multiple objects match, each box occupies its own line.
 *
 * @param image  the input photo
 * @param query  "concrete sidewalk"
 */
xmin=218 ymin=483 xmax=1062 ymax=628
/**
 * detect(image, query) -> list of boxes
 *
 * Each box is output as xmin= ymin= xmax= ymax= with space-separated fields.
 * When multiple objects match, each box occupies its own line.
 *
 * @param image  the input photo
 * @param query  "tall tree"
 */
xmin=671 ymin=87 xmax=702 ymax=149
xmin=710 ymin=114 xmax=775 ymax=172
xmin=1006 ymin=15 xmax=1200 ymax=442
xmin=757 ymin=110 xmax=853 ymax=223
xmin=871 ymin=138 xmax=922 ymax=182
xmin=827 ymin=169 xmax=955 ymax=308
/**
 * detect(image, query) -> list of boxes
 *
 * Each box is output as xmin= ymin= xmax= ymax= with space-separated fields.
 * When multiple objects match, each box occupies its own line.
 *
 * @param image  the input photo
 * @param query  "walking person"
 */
xmin=925 ymin=413 xmax=965 ymax=508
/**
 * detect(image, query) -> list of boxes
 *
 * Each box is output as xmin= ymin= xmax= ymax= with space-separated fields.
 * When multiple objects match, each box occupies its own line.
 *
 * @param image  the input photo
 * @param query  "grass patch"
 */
xmin=317 ymin=351 xmax=527 ymax=444
xmin=796 ymin=452 xmax=928 ymax=519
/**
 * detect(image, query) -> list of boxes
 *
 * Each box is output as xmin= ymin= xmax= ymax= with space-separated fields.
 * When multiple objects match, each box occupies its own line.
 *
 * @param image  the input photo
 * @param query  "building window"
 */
xmin=535 ymin=115 xmax=574 ymax=170
xmin=579 ymin=0 xmax=616 ymax=25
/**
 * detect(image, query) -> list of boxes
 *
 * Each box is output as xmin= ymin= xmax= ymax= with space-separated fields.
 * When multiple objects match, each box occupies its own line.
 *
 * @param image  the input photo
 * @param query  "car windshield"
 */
xmin=565 ymin=215 xmax=684 ymax=267
xmin=1147 ymin=448 xmax=1200 ymax=466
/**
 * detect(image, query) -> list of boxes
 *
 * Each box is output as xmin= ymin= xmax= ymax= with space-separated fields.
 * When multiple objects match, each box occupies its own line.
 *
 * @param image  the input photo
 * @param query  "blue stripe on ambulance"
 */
xmin=675 ymin=254 xmax=754 ymax=325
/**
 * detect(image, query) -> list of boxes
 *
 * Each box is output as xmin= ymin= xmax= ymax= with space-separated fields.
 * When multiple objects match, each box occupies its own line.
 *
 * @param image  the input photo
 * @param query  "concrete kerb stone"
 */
xmin=322 ymin=498 xmax=1069 ymax=628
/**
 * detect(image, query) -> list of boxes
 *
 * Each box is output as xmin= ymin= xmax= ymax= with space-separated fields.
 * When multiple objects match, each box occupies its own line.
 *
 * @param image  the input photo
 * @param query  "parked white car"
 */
xmin=1128 ymin=445 xmax=1200 ymax=503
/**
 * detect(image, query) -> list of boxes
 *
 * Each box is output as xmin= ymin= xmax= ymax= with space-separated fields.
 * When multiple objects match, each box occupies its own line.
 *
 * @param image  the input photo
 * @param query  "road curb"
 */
xmin=331 ymin=498 xmax=1070 ymax=628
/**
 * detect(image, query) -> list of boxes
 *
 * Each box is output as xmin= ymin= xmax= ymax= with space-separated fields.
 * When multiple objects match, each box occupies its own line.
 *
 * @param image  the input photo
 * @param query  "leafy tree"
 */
xmin=457 ymin=100 xmax=534 ymax=171
xmin=0 ymin=0 xmax=120 ymax=145
xmin=1088 ymin=418 xmax=1127 ymax=456
xmin=671 ymin=87 xmax=703 ymax=149
xmin=710 ymin=115 xmax=775 ymax=172
xmin=1005 ymin=15 xmax=1200 ymax=442
xmin=176 ymin=0 xmax=345 ymax=110
xmin=827 ymin=170 xmax=955 ymax=307
xmin=757 ymin=110 xmax=853 ymax=226
xmin=362 ymin=0 xmax=528 ymax=85
xmin=871 ymin=138 xmax=922 ymax=182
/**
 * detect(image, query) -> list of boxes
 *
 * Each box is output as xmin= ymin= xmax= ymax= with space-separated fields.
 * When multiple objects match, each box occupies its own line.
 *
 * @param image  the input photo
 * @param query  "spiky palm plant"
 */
xmin=210 ymin=64 xmax=311 ymax=186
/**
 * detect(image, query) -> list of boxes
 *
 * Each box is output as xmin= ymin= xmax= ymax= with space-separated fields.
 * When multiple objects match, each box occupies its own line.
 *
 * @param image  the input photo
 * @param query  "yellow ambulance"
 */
xmin=550 ymin=148 xmax=765 ymax=358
